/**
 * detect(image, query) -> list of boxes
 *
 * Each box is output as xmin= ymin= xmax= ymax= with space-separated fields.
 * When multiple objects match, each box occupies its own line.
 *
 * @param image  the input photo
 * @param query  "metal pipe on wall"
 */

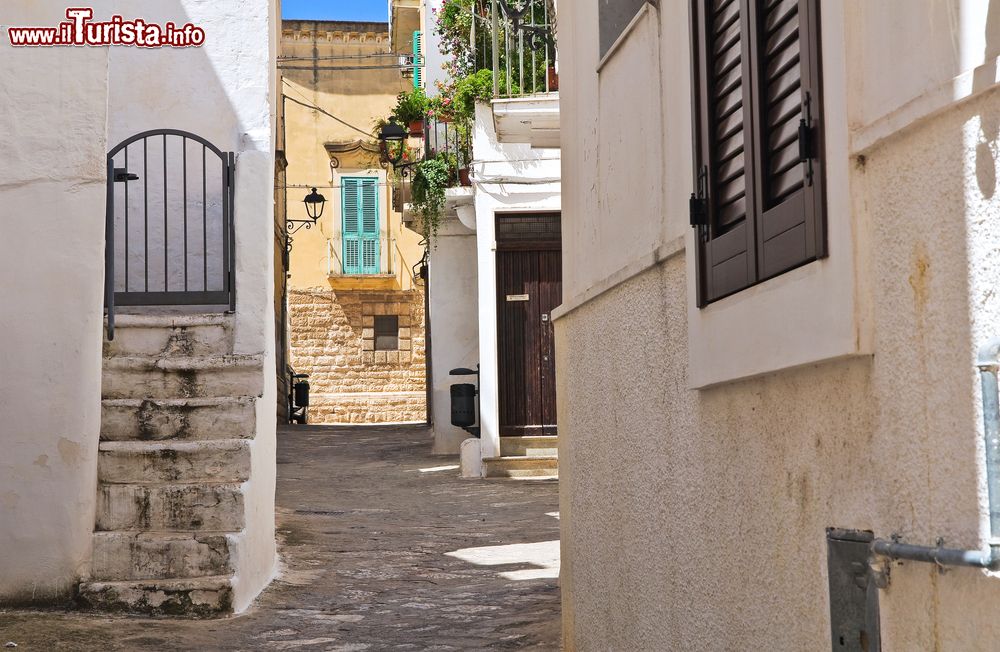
xmin=869 ymin=338 xmax=1000 ymax=572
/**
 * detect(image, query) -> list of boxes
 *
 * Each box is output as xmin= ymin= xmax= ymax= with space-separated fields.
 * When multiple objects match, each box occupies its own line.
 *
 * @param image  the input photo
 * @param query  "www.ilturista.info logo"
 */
xmin=7 ymin=8 xmax=206 ymax=48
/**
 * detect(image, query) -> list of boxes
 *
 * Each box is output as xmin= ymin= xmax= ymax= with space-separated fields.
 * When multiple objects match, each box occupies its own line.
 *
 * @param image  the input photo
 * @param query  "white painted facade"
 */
xmin=426 ymin=99 xmax=561 ymax=464
xmin=417 ymin=0 xmax=563 ymax=464
xmin=556 ymin=0 xmax=1000 ymax=649
xmin=427 ymin=206 xmax=480 ymax=454
xmin=469 ymin=103 xmax=561 ymax=465
xmin=423 ymin=0 xmax=448 ymax=97
xmin=0 ymin=0 xmax=278 ymax=609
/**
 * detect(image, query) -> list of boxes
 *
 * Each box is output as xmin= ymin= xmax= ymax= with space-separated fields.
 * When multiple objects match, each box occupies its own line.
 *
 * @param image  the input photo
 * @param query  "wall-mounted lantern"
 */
xmin=287 ymin=187 xmax=326 ymax=235
xmin=378 ymin=122 xmax=412 ymax=169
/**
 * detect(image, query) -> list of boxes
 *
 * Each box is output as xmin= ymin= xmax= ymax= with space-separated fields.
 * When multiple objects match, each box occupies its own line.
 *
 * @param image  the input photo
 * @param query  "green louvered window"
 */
xmin=341 ymin=177 xmax=380 ymax=275
xmin=413 ymin=30 xmax=423 ymax=88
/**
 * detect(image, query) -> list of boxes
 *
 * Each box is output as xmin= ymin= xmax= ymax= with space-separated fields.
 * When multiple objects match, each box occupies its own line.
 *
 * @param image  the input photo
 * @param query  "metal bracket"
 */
xmin=799 ymin=92 xmax=816 ymax=186
xmin=113 ymin=168 xmax=138 ymax=183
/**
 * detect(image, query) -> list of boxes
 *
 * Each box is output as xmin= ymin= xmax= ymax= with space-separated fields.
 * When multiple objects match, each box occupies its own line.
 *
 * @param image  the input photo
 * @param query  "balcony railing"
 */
xmin=424 ymin=117 xmax=473 ymax=185
xmin=328 ymin=235 xmax=397 ymax=277
xmin=478 ymin=0 xmax=557 ymax=98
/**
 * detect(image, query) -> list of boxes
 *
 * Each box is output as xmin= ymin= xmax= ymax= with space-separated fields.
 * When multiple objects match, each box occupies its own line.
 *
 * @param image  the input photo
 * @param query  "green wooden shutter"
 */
xmin=342 ymin=178 xmax=361 ymax=274
xmin=413 ymin=30 xmax=423 ymax=88
xmin=359 ymin=178 xmax=380 ymax=274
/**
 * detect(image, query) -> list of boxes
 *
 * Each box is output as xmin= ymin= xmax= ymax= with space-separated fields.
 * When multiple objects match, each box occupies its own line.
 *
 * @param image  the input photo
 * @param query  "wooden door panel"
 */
xmin=538 ymin=250 xmax=561 ymax=433
xmin=497 ymin=245 xmax=562 ymax=436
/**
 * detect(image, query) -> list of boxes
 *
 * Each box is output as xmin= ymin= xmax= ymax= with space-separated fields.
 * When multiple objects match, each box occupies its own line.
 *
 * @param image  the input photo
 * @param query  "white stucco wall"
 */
xmin=106 ymin=0 xmax=278 ymax=609
xmin=423 ymin=0 xmax=448 ymax=97
xmin=471 ymin=103 xmax=560 ymax=463
xmin=0 ymin=0 xmax=277 ymax=606
xmin=557 ymin=0 xmax=1000 ymax=649
xmin=0 ymin=1 xmax=111 ymax=604
xmin=428 ymin=212 xmax=480 ymax=454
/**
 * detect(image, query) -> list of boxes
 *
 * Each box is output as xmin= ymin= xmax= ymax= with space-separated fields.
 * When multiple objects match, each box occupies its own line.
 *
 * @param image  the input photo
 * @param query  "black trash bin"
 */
xmin=294 ymin=377 xmax=310 ymax=408
xmin=450 ymin=383 xmax=476 ymax=428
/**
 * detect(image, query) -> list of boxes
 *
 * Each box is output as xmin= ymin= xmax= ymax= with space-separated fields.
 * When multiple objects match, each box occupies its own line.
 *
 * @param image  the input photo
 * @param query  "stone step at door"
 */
xmin=101 ymin=397 xmax=257 ymax=442
xmin=483 ymin=455 xmax=559 ymax=479
xmin=500 ymin=435 xmax=559 ymax=457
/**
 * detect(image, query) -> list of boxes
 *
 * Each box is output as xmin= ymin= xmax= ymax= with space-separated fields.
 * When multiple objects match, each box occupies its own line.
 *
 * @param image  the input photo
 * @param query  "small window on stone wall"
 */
xmin=374 ymin=315 xmax=399 ymax=351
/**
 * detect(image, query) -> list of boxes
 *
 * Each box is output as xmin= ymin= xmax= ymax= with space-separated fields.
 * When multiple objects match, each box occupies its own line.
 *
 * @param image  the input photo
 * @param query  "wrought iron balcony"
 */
xmin=483 ymin=0 xmax=557 ymax=98
xmin=327 ymin=236 xmax=417 ymax=291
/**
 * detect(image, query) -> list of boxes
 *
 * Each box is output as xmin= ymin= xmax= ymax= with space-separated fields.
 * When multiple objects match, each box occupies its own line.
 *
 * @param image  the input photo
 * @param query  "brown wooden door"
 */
xmin=496 ymin=214 xmax=562 ymax=436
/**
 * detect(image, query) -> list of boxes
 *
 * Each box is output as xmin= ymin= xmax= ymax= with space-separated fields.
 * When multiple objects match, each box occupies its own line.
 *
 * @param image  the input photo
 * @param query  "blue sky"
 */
xmin=282 ymin=0 xmax=389 ymax=22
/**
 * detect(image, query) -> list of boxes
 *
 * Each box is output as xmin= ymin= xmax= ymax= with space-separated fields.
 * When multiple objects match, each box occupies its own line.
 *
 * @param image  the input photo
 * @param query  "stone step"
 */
xmin=97 ymin=483 xmax=245 ymax=532
xmin=98 ymin=440 xmax=251 ymax=484
xmin=104 ymin=314 xmax=232 ymax=358
xmin=102 ymin=354 xmax=264 ymax=400
xmin=78 ymin=575 xmax=233 ymax=617
xmin=90 ymin=531 xmax=234 ymax=581
xmin=483 ymin=455 xmax=559 ymax=479
xmin=101 ymin=397 xmax=257 ymax=442
xmin=500 ymin=435 xmax=558 ymax=457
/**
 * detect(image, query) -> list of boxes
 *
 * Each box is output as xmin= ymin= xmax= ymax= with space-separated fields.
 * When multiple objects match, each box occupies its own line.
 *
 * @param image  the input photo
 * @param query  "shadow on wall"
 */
xmin=975 ymin=0 xmax=1000 ymax=198
xmin=108 ymin=2 xmax=270 ymax=153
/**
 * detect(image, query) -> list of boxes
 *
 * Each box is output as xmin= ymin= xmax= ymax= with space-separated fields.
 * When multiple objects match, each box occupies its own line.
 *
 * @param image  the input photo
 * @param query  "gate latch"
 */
xmin=113 ymin=168 xmax=139 ymax=183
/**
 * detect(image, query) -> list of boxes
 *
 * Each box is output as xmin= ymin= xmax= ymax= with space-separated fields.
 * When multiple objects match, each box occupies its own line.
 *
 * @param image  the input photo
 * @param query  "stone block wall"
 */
xmin=289 ymin=286 xmax=427 ymax=424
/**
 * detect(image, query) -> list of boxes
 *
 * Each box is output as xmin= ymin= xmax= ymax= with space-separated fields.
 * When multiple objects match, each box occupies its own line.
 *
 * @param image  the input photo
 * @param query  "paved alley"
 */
xmin=0 ymin=425 xmax=561 ymax=651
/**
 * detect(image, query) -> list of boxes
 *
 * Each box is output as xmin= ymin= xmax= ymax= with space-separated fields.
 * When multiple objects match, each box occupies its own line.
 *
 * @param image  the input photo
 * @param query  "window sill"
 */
xmin=328 ymin=274 xmax=399 ymax=291
xmin=686 ymin=232 xmax=870 ymax=389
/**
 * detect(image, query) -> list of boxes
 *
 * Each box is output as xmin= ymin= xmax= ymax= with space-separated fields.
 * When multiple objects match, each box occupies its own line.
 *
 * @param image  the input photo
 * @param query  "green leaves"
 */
xmin=412 ymin=156 xmax=454 ymax=243
xmin=391 ymin=88 xmax=430 ymax=124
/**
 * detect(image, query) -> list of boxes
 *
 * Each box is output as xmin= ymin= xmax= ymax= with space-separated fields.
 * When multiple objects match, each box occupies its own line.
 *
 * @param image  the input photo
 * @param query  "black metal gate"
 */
xmin=104 ymin=129 xmax=235 ymax=339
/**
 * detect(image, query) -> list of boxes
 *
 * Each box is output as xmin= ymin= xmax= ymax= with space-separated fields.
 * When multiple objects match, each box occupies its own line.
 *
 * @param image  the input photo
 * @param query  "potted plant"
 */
xmin=428 ymin=94 xmax=456 ymax=123
xmin=411 ymin=155 xmax=453 ymax=242
xmin=392 ymin=88 xmax=430 ymax=136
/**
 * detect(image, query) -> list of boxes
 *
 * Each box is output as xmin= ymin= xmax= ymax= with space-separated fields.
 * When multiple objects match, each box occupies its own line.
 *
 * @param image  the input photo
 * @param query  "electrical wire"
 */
xmin=280 ymin=83 xmax=374 ymax=138
xmin=277 ymin=52 xmax=409 ymax=62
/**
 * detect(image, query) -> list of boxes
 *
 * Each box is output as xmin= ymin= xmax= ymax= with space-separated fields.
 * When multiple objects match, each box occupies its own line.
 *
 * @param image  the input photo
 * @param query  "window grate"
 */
xmin=374 ymin=315 xmax=399 ymax=351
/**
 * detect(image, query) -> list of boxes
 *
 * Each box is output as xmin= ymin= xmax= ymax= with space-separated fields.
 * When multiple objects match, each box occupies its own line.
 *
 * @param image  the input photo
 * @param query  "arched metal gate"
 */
xmin=104 ymin=129 xmax=235 ymax=339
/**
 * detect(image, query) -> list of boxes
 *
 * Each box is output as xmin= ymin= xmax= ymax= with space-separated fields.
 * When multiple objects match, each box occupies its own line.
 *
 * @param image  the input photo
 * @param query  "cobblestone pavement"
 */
xmin=0 ymin=424 xmax=561 ymax=651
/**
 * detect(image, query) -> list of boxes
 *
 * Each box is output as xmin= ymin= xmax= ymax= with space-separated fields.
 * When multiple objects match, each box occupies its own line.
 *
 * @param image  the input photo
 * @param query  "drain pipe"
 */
xmin=870 ymin=338 xmax=1000 ymax=572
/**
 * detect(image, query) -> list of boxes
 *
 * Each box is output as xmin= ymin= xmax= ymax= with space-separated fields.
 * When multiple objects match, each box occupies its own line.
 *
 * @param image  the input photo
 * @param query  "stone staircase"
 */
xmin=78 ymin=314 xmax=263 ymax=617
xmin=484 ymin=436 xmax=558 ymax=479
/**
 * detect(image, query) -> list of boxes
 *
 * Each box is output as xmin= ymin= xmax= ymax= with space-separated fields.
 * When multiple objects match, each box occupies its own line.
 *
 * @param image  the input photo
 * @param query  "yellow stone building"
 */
xmin=279 ymin=19 xmax=427 ymax=424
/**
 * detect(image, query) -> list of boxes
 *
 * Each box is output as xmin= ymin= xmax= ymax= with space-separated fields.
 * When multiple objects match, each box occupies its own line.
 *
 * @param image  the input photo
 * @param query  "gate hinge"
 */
xmin=113 ymin=168 xmax=139 ymax=183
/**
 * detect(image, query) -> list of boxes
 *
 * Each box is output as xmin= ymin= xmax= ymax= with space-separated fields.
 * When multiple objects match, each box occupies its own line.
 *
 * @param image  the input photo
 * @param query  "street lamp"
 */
xmin=378 ymin=122 xmax=411 ymax=168
xmin=287 ymin=187 xmax=327 ymax=235
xmin=303 ymin=187 xmax=326 ymax=220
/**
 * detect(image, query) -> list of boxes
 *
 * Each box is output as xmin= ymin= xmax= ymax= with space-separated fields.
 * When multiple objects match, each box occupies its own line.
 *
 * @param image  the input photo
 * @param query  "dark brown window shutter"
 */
xmin=749 ymin=0 xmax=826 ymax=280
xmin=691 ymin=0 xmax=825 ymax=307
xmin=692 ymin=0 xmax=758 ymax=305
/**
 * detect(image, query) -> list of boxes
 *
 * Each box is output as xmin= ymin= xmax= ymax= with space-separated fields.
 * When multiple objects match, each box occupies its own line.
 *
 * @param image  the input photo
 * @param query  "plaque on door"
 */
xmin=506 ymin=294 xmax=529 ymax=302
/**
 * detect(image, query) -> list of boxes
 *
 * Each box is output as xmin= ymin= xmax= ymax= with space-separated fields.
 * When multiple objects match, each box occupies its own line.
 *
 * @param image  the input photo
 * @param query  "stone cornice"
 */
xmin=281 ymin=20 xmax=389 ymax=43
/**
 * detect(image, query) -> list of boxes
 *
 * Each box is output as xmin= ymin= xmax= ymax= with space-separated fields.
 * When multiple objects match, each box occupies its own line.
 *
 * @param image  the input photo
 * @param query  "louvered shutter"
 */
xmin=342 ymin=178 xmax=361 ymax=274
xmin=691 ymin=0 xmax=825 ymax=306
xmin=413 ymin=31 xmax=423 ymax=88
xmin=359 ymin=178 xmax=380 ymax=274
xmin=692 ymin=0 xmax=758 ymax=304
xmin=751 ymin=0 xmax=826 ymax=279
